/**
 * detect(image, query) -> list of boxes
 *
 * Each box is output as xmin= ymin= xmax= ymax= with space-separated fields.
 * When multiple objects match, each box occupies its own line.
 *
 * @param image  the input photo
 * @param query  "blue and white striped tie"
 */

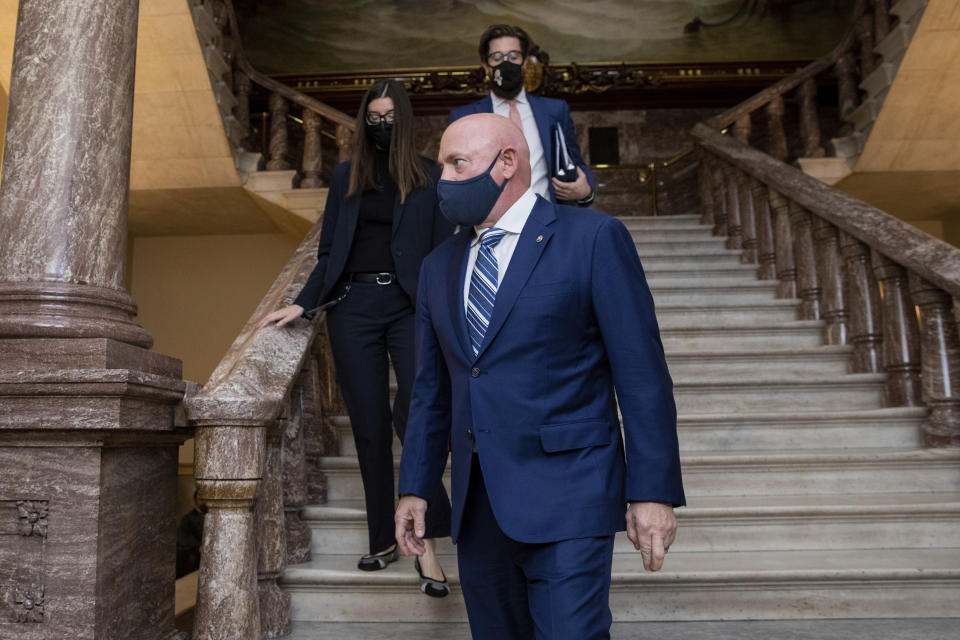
xmin=467 ymin=228 xmax=507 ymax=357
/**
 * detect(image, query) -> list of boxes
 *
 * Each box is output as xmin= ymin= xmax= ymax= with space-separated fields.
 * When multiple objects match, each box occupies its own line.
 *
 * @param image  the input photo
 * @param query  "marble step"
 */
xmin=618 ymin=215 xmax=703 ymax=228
xmin=650 ymin=280 xmax=780 ymax=304
xmin=302 ymin=491 xmax=960 ymax=556
xmin=875 ymin=20 xmax=920 ymax=62
xmin=670 ymin=374 xmax=886 ymax=412
xmin=656 ymin=301 xmax=799 ymax=326
xmin=643 ymin=263 xmax=763 ymax=278
xmin=335 ymin=407 xmax=926 ymax=458
xmin=245 ymin=169 xmax=297 ymax=192
xmin=628 ymin=228 xmax=717 ymax=242
xmin=859 ymin=60 xmax=899 ymax=96
xmin=635 ymin=237 xmax=728 ymax=253
xmin=891 ymin=0 xmax=928 ymax=24
xmin=319 ymin=448 xmax=960 ymax=501
xmin=660 ymin=321 xmax=824 ymax=351
xmin=638 ymin=250 xmax=744 ymax=268
xmin=281 ymin=548 xmax=960 ymax=622
xmin=647 ymin=271 xmax=767 ymax=286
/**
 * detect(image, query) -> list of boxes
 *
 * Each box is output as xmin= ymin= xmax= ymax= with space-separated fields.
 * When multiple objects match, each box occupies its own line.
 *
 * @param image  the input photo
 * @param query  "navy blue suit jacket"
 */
xmin=450 ymin=95 xmax=596 ymax=205
xmin=294 ymin=160 xmax=454 ymax=311
xmin=398 ymin=196 xmax=684 ymax=544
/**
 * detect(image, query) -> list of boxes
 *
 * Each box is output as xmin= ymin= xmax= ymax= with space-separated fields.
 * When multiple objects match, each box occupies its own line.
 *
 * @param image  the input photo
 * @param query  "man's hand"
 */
xmin=551 ymin=167 xmax=592 ymax=202
xmin=395 ymin=495 xmax=428 ymax=556
xmin=626 ymin=502 xmax=677 ymax=572
xmin=257 ymin=304 xmax=305 ymax=330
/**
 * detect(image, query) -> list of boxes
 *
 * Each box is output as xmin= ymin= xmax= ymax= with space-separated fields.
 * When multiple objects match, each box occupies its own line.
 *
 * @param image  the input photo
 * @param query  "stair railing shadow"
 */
xmin=689 ymin=0 xmax=960 ymax=448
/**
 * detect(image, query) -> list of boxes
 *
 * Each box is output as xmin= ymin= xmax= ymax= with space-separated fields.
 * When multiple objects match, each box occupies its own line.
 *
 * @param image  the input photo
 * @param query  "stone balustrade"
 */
xmin=694 ymin=123 xmax=960 ymax=447
xmin=191 ymin=0 xmax=356 ymax=188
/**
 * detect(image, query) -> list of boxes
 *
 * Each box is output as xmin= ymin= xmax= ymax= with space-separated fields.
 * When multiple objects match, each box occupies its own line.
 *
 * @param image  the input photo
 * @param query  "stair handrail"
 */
xmin=706 ymin=0 xmax=869 ymax=131
xmin=222 ymin=0 xmax=355 ymax=131
xmin=689 ymin=0 xmax=960 ymax=448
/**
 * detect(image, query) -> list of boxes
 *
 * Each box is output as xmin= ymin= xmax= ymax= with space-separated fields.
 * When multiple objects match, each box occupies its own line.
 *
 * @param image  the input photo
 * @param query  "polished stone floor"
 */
xmin=288 ymin=619 xmax=959 ymax=639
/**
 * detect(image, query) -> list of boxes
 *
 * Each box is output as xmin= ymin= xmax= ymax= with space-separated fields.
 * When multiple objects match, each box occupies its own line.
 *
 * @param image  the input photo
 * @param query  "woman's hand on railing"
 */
xmin=257 ymin=304 xmax=305 ymax=329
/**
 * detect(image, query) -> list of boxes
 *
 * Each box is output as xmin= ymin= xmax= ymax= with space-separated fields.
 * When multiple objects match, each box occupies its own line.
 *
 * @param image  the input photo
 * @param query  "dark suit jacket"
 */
xmin=398 ymin=196 xmax=684 ymax=544
xmin=295 ymin=159 xmax=454 ymax=311
xmin=450 ymin=94 xmax=596 ymax=205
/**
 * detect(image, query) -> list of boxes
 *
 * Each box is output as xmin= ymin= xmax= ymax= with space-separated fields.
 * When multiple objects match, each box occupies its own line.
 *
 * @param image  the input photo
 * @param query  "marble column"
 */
xmin=0 ymin=2 xmax=187 ymax=639
xmin=0 ymin=0 xmax=150 ymax=347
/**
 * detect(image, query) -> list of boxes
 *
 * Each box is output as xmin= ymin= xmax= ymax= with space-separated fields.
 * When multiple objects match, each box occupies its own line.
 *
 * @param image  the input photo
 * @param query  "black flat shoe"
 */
xmin=357 ymin=546 xmax=398 ymax=571
xmin=414 ymin=556 xmax=450 ymax=598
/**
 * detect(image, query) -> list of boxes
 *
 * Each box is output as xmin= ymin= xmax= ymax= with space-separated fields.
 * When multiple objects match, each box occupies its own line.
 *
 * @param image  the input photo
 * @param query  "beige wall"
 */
xmin=130 ymin=232 xmax=300 ymax=385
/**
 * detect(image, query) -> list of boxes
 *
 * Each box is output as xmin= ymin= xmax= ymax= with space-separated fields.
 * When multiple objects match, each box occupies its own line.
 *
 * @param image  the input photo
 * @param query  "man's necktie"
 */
xmin=506 ymin=99 xmax=523 ymax=130
xmin=467 ymin=228 xmax=507 ymax=357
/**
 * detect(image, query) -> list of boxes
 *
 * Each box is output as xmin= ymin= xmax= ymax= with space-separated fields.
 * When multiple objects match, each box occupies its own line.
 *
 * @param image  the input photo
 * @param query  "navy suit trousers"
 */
xmin=457 ymin=457 xmax=614 ymax=640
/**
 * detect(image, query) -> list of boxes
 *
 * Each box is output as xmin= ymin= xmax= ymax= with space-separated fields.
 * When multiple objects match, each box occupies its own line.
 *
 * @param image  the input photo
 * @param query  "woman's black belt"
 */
xmin=343 ymin=272 xmax=397 ymax=285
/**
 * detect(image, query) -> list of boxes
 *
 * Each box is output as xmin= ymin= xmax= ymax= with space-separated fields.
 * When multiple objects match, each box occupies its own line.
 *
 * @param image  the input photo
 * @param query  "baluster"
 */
xmin=256 ymin=419 xmax=291 ymax=636
xmin=301 ymin=109 xmax=323 ymax=188
xmin=733 ymin=113 xmax=751 ymax=146
xmin=871 ymin=251 xmax=922 ymax=406
xmin=765 ymin=96 xmax=789 ymax=162
xmin=811 ymin=217 xmax=849 ymax=344
xmin=768 ymin=189 xmax=797 ymax=299
xmin=738 ymin=173 xmax=759 ymax=264
xmin=798 ymin=78 xmax=825 ymax=157
xmin=711 ymin=164 xmax=728 ymax=238
xmin=857 ymin=13 xmax=878 ymax=78
xmin=284 ymin=379 xmax=313 ymax=564
xmin=789 ymin=201 xmax=821 ymax=320
xmin=752 ymin=180 xmax=776 ymax=280
xmin=835 ymin=51 xmax=861 ymax=120
xmin=697 ymin=153 xmax=715 ymax=227
xmin=266 ymin=92 xmax=291 ymax=171
xmin=839 ymin=232 xmax=883 ymax=372
xmin=234 ymin=71 xmax=251 ymax=140
xmin=873 ymin=0 xmax=891 ymax=44
xmin=336 ymin=123 xmax=353 ymax=163
xmin=303 ymin=350 xmax=329 ymax=505
xmin=193 ymin=426 xmax=265 ymax=640
xmin=908 ymin=275 xmax=960 ymax=445
xmin=723 ymin=166 xmax=743 ymax=251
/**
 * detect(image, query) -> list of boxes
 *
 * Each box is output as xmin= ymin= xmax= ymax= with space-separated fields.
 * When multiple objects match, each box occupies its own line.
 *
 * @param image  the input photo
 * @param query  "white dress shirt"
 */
xmin=491 ymin=90 xmax=550 ymax=201
xmin=463 ymin=188 xmax=538 ymax=315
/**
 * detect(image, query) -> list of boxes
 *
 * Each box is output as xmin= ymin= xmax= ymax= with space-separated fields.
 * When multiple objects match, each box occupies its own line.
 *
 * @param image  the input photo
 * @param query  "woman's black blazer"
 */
xmin=294 ymin=158 xmax=454 ymax=312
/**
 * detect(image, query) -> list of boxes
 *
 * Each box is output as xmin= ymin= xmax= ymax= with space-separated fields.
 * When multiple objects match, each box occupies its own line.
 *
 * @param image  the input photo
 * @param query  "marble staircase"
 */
xmin=799 ymin=0 xmax=929 ymax=184
xmin=280 ymin=213 xmax=960 ymax=624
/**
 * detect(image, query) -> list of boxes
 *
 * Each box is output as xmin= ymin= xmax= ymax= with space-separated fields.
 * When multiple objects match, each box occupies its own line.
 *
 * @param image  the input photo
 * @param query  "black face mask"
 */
xmin=490 ymin=60 xmax=524 ymax=99
xmin=366 ymin=122 xmax=393 ymax=149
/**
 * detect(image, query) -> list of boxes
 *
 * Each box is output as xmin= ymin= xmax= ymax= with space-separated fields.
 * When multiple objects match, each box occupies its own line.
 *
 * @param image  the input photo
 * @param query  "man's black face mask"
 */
xmin=490 ymin=60 xmax=524 ymax=99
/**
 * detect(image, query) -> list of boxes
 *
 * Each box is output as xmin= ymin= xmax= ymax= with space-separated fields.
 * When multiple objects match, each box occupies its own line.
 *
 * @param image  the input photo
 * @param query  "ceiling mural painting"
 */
xmin=235 ymin=0 xmax=856 ymax=75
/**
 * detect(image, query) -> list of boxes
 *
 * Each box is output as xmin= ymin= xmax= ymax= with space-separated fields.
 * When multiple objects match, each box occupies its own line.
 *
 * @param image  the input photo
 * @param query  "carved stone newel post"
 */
xmin=907 ymin=275 xmax=960 ymax=446
xmin=0 ymin=1 xmax=187 ymax=639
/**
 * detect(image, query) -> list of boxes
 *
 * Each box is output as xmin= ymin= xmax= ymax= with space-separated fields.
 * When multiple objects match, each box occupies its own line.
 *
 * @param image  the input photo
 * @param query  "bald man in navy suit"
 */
xmin=395 ymin=114 xmax=684 ymax=639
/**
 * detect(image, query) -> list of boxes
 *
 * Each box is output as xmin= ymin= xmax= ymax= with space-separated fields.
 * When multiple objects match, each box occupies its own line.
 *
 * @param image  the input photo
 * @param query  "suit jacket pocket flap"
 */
xmin=539 ymin=420 xmax=611 ymax=453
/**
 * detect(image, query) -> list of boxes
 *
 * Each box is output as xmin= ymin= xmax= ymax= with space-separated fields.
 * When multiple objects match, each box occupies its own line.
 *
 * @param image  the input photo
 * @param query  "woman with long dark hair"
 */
xmin=261 ymin=80 xmax=453 ymax=597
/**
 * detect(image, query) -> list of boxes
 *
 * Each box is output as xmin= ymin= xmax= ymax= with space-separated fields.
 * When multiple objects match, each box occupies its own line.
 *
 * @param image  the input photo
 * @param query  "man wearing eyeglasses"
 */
xmin=450 ymin=24 xmax=596 ymax=207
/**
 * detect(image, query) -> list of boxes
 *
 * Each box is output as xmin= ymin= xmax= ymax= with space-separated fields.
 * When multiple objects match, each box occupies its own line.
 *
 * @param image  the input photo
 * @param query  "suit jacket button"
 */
xmin=466 ymin=429 xmax=474 ymax=440
xmin=471 ymin=367 xmax=480 ymax=378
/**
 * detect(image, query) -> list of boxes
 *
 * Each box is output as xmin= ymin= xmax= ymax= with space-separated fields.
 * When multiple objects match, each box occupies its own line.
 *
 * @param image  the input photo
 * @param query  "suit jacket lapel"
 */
xmin=478 ymin=95 xmax=494 ymax=115
xmin=445 ymin=230 xmax=474 ymax=361
xmin=473 ymin=197 xmax=557 ymax=362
